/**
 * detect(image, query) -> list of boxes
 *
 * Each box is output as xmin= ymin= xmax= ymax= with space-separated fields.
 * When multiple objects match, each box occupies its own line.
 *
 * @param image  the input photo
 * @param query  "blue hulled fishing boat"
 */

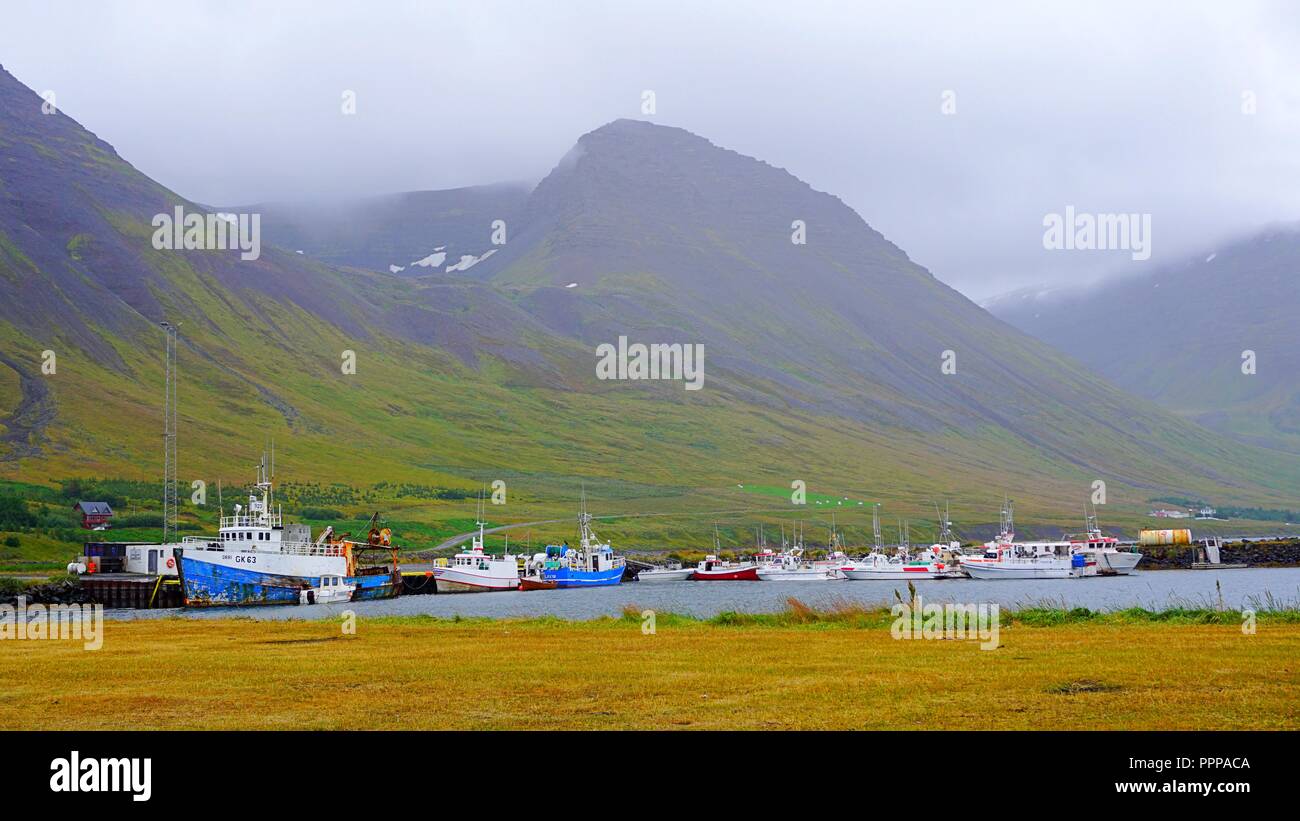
xmin=523 ymin=498 xmax=625 ymax=588
xmin=173 ymin=456 xmax=401 ymax=606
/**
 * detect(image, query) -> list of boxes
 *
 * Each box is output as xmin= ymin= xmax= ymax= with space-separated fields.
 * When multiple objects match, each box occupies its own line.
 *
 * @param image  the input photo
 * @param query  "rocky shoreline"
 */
xmin=1136 ymin=538 xmax=1300 ymax=569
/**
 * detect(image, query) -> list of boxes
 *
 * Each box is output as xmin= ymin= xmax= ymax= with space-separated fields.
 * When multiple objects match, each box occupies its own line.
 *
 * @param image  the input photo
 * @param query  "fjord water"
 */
xmin=112 ymin=567 xmax=1300 ymax=622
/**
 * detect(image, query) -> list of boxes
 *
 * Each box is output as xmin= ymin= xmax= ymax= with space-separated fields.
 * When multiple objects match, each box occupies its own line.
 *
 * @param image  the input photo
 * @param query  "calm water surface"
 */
xmin=110 ymin=567 xmax=1300 ymax=622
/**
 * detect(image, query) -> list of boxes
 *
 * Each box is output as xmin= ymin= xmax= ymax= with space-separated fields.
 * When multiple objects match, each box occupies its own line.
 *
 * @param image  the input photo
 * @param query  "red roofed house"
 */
xmin=74 ymin=501 xmax=114 ymax=530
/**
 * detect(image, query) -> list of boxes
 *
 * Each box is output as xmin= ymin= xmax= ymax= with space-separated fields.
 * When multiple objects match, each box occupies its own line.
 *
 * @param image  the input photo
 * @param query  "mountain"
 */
xmin=1 ymin=65 xmax=1297 ymax=528
xmin=223 ymin=183 xmax=529 ymax=275
xmin=986 ymin=227 xmax=1300 ymax=455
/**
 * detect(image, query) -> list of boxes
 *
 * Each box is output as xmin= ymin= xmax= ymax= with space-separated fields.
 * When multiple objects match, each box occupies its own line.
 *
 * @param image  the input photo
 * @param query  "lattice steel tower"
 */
xmin=161 ymin=322 xmax=178 ymax=545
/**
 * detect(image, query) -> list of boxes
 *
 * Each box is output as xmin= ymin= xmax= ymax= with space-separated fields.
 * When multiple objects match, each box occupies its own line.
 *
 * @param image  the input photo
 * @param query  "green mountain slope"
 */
xmin=1 ymin=67 xmax=1296 ymax=539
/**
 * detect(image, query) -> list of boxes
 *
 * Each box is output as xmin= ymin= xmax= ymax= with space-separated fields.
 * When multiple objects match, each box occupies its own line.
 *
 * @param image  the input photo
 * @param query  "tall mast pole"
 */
xmin=161 ymin=322 xmax=178 ymax=545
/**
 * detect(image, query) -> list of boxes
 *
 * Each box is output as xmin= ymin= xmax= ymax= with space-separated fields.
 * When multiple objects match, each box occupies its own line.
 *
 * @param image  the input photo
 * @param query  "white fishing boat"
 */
xmin=435 ymin=503 xmax=520 ymax=593
xmin=957 ymin=499 xmax=1019 ymax=574
xmin=842 ymin=504 xmax=967 ymax=579
xmin=962 ymin=540 xmax=1079 ymax=579
xmin=755 ymin=522 xmax=838 ymax=581
xmin=842 ymin=546 xmax=955 ymax=579
xmin=1069 ymin=507 xmax=1143 ymax=576
xmin=637 ymin=565 xmax=694 ymax=582
xmin=756 ymin=547 xmax=838 ymax=580
xmin=299 ymin=574 xmax=355 ymax=604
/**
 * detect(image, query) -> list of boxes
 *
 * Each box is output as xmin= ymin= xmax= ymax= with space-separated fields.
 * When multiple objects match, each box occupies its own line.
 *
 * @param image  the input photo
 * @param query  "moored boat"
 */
xmin=525 ymin=497 xmax=625 ymax=588
xmin=691 ymin=555 xmax=760 ymax=580
xmin=519 ymin=576 xmax=558 ymax=590
xmin=299 ymin=574 xmax=355 ymax=604
xmin=961 ymin=540 xmax=1079 ymax=579
xmin=842 ymin=546 xmax=955 ymax=580
xmin=636 ymin=565 xmax=694 ymax=582
xmin=1069 ymin=507 xmax=1143 ymax=576
xmin=755 ymin=543 xmax=837 ymax=581
xmin=173 ymin=457 xmax=401 ymax=606
xmin=434 ymin=511 xmax=520 ymax=593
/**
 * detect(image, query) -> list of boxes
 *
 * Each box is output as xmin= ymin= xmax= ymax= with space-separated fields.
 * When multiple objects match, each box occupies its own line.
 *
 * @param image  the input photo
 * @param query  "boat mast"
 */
xmin=872 ymin=504 xmax=882 ymax=551
xmin=935 ymin=500 xmax=953 ymax=544
xmin=474 ymin=486 xmax=486 ymax=551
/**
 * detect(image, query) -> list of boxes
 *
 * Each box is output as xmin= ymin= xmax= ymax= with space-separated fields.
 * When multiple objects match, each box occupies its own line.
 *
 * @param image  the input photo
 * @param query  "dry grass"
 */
xmin=1 ymin=615 xmax=1296 ymax=730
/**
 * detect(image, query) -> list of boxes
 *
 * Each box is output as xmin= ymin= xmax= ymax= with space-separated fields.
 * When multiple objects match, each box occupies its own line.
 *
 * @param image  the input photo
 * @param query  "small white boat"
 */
xmin=842 ymin=546 xmax=956 ymax=580
xmin=637 ymin=566 xmax=694 ymax=582
xmin=299 ymin=574 xmax=355 ymax=604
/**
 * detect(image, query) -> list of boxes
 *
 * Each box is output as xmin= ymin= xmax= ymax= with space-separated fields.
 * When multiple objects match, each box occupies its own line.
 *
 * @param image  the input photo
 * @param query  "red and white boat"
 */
xmin=691 ymin=555 xmax=760 ymax=580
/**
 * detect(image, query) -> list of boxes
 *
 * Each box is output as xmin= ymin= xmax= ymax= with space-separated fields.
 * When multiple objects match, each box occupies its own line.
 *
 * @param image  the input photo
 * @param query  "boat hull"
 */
xmin=1081 ymin=550 xmax=1143 ymax=575
xmin=842 ymin=566 xmax=948 ymax=580
xmin=176 ymin=551 xmax=399 ymax=606
xmin=542 ymin=566 xmax=624 ymax=588
xmin=519 ymin=577 xmax=558 ymax=590
xmin=636 ymin=568 xmax=695 ymax=582
xmin=434 ymin=567 xmax=519 ymax=593
xmin=756 ymin=568 xmax=837 ymax=581
xmin=691 ymin=566 xmax=760 ymax=581
xmin=962 ymin=562 xmax=1073 ymax=580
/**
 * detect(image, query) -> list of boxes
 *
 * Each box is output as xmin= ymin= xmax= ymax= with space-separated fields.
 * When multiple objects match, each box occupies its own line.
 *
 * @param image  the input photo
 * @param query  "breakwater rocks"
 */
xmin=1139 ymin=539 xmax=1300 ymax=569
xmin=0 ymin=577 xmax=95 ymax=606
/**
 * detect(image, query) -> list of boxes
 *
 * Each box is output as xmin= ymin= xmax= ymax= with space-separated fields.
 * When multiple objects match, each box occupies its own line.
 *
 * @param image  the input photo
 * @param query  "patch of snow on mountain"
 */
xmin=445 ymin=248 xmax=497 ymax=273
xmin=410 ymin=251 xmax=448 ymax=268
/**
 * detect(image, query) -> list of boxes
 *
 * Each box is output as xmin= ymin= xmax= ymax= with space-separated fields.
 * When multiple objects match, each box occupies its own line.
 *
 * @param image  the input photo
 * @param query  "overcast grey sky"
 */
xmin=3 ymin=0 xmax=1298 ymax=298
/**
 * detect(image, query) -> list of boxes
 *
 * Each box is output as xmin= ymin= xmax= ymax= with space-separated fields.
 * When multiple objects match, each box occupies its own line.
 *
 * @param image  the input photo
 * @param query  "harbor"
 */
xmin=101 ymin=566 xmax=1300 ymax=621
xmin=46 ymin=482 xmax=1300 ymax=613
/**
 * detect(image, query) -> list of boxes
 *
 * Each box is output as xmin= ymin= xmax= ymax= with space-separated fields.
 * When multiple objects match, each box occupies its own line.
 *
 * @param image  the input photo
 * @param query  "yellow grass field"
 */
xmin=1 ymin=616 xmax=1296 ymax=730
